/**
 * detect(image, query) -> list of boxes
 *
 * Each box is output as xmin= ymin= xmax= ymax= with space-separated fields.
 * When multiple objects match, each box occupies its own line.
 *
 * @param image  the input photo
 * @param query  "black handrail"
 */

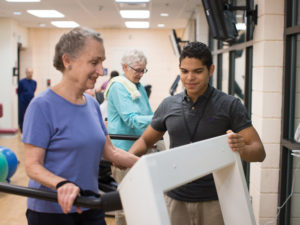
xmin=109 ymin=134 xmax=163 ymax=141
xmin=0 ymin=182 xmax=122 ymax=212
xmin=109 ymin=134 xmax=140 ymax=141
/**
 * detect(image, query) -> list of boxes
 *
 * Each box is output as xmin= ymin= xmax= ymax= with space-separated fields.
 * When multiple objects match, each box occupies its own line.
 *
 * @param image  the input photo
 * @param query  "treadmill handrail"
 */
xmin=109 ymin=134 xmax=140 ymax=141
xmin=0 ymin=182 xmax=122 ymax=212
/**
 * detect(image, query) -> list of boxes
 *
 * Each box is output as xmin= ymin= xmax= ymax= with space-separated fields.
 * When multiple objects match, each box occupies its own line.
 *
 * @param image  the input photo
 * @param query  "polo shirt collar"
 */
xmin=183 ymin=84 xmax=213 ymax=102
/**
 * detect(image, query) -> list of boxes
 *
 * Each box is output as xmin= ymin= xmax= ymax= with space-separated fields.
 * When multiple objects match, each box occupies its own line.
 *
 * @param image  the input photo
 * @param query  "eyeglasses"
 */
xmin=128 ymin=65 xmax=148 ymax=74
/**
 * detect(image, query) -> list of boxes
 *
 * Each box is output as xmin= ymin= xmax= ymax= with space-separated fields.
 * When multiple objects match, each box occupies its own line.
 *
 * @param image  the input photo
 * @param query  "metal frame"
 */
xmin=228 ymin=51 xmax=236 ymax=95
xmin=209 ymin=0 xmax=254 ymax=184
xmin=0 ymin=182 xmax=122 ymax=211
xmin=279 ymin=0 xmax=300 ymax=224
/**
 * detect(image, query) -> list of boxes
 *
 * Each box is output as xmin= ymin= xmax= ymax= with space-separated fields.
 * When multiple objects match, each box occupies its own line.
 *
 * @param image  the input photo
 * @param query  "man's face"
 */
xmin=26 ymin=69 xmax=33 ymax=79
xmin=179 ymin=57 xmax=214 ymax=100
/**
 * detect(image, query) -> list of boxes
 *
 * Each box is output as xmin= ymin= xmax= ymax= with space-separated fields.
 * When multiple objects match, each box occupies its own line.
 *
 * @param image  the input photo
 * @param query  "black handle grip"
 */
xmin=109 ymin=134 xmax=163 ymax=141
xmin=109 ymin=134 xmax=140 ymax=140
xmin=0 ymin=182 xmax=122 ymax=211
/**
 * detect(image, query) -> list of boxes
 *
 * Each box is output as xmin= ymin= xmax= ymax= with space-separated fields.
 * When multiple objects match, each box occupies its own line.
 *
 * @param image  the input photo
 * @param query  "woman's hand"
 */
xmin=102 ymin=135 xmax=139 ymax=168
xmin=57 ymin=182 xmax=82 ymax=214
xmin=112 ymin=162 xmax=127 ymax=170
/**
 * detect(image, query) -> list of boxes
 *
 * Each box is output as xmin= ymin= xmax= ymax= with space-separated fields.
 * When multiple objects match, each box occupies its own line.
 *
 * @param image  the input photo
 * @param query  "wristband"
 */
xmin=56 ymin=180 xmax=77 ymax=189
xmin=55 ymin=180 xmax=100 ymax=198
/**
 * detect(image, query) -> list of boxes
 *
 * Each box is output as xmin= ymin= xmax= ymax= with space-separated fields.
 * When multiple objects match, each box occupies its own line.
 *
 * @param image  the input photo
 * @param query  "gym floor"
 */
xmin=0 ymin=133 xmax=116 ymax=225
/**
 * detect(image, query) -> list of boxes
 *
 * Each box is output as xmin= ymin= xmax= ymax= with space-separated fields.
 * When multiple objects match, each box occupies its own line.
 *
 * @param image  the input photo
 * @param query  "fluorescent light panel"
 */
xmin=157 ymin=24 xmax=165 ymax=28
xmin=120 ymin=10 xmax=149 ymax=19
xmin=160 ymin=13 xmax=168 ymax=17
xmin=115 ymin=0 xmax=150 ymax=2
xmin=125 ymin=21 xmax=149 ymax=28
xmin=6 ymin=0 xmax=40 ymax=2
xmin=27 ymin=10 xmax=64 ymax=18
xmin=51 ymin=21 xmax=79 ymax=28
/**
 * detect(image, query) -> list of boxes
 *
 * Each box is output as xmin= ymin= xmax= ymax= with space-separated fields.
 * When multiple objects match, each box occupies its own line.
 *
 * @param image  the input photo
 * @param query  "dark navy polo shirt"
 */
xmin=151 ymin=85 xmax=252 ymax=202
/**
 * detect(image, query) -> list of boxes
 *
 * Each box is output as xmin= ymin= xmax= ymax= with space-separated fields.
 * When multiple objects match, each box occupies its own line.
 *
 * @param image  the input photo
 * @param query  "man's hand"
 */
xmin=226 ymin=130 xmax=246 ymax=156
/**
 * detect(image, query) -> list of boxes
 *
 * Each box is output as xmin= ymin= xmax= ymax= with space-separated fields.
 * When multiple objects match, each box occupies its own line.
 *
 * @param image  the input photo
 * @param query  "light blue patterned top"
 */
xmin=107 ymin=75 xmax=153 ymax=151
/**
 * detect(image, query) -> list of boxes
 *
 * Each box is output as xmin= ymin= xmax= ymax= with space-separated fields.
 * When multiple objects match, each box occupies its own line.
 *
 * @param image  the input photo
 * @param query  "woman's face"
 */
xmin=66 ymin=38 xmax=106 ymax=91
xmin=123 ymin=62 xmax=146 ymax=84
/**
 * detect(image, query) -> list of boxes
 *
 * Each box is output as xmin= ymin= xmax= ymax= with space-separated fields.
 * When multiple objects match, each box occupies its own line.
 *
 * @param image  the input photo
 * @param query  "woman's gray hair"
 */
xmin=53 ymin=27 xmax=103 ymax=72
xmin=121 ymin=49 xmax=147 ymax=66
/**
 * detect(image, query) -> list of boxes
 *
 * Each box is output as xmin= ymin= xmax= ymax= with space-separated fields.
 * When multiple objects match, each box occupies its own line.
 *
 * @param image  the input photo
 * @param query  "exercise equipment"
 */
xmin=0 ymin=182 xmax=122 ymax=212
xmin=119 ymin=134 xmax=256 ymax=225
xmin=98 ymin=159 xmax=117 ymax=193
xmin=0 ymin=134 xmax=256 ymax=224
xmin=109 ymin=134 xmax=140 ymax=141
xmin=0 ymin=147 xmax=18 ymax=181
xmin=0 ymin=152 xmax=8 ymax=182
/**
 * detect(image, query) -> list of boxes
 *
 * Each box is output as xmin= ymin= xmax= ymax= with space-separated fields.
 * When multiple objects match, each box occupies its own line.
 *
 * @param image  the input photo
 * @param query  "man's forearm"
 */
xmin=240 ymin=142 xmax=265 ymax=162
xmin=129 ymin=138 xmax=149 ymax=156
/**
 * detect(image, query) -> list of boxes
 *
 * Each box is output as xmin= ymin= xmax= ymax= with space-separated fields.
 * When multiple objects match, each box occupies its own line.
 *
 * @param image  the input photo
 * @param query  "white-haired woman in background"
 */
xmin=104 ymin=49 xmax=153 ymax=225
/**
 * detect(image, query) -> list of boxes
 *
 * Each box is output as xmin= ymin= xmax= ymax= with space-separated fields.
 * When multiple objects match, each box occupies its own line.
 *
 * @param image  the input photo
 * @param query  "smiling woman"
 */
xmin=51 ymin=27 xmax=105 ymax=104
xmin=21 ymin=27 xmax=139 ymax=225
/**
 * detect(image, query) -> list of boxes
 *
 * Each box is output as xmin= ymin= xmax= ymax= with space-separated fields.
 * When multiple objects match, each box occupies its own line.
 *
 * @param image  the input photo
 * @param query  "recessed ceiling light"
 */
xmin=6 ymin=0 xmax=40 ymax=2
xmin=13 ymin=11 xmax=22 ymax=15
xmin=120 ymin=10 xmax=149 ymax=19
xmin=51 ymin=21 xmax=79 ymax=28
xmin=160 ymin=13 xmax=169 ymax=17
xmin=157 ymin=24 xmax=165 ymax=28
xmin=39 ymin=23 xmax=46 ymax=27
xmin=125 ymin=21 xmax=149 ymax=29
xmin=27 ymin=10 xmax=64 ymax=18
xmin=115 ymin=0 xmax=150 ymax=2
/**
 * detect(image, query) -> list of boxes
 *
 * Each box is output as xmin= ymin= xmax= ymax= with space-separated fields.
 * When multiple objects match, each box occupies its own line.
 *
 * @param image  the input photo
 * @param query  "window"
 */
xmin=279 ymin=1 xmax=300 ymax=224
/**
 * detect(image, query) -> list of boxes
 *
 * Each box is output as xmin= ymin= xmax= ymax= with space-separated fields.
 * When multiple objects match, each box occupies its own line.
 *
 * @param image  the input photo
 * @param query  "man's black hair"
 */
xmin=179 ymin=42 xmax=213 ymax=69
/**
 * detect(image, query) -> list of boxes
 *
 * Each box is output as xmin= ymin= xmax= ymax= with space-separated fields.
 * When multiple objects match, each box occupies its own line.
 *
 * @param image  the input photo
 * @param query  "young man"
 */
xmin=129 ymin=42 xmax=265 ymax=225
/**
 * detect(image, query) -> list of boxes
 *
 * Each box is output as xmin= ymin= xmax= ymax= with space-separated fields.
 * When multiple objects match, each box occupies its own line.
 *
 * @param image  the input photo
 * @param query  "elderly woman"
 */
xmin=104 ymin=49 xmax=153 ymax=225
xmin=22 ymin=27 xmax=138 ymax=225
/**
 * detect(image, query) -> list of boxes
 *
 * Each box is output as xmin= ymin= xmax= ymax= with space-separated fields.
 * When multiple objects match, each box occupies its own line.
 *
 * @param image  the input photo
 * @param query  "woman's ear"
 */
xmin=62 ymin=54 xmax=72 ymax=70
xmin=123 ymin=64 xmax=128 ymax=72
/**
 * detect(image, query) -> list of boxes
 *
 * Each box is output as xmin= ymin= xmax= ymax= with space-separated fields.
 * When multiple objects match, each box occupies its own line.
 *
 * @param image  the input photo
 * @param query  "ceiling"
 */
xmin=0 ymin=0 xmax=202 ymax=29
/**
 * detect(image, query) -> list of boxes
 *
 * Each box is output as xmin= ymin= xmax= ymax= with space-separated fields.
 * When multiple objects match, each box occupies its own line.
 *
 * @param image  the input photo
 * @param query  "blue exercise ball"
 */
xmin=0 ymin=147 xmax=18 ymax=181
xmin=0 ymin=152 xmax=8 ymax=182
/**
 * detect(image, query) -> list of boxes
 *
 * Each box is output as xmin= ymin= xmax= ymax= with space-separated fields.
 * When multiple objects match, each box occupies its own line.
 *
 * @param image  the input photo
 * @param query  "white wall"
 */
xmin=0 ymin=18 xmax=28 ymax=130
xmin=195 ymin=5 xmax=209 ymax=44
xmin=21 ymin=28 xmax=180 ymax=110
xmin=251 ymin=0 xmax=284 ymax=224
